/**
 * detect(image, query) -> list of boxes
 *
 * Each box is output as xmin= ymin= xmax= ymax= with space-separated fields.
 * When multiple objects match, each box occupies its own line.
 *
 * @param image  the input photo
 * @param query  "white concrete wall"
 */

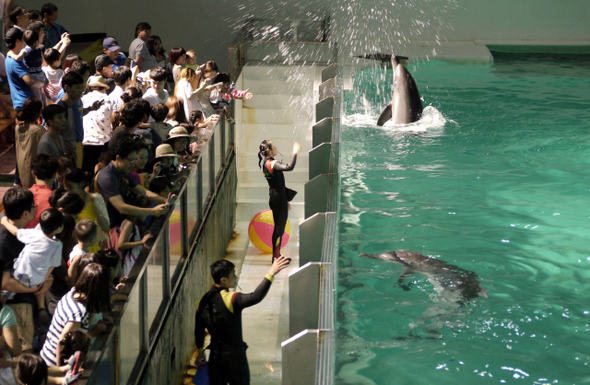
xmin=23 ymin=0 xmax=590 ymax=68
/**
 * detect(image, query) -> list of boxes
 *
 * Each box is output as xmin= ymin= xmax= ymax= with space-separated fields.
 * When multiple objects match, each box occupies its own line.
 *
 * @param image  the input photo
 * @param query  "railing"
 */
xmin=79 ymin=116 xmax=235 ymax=384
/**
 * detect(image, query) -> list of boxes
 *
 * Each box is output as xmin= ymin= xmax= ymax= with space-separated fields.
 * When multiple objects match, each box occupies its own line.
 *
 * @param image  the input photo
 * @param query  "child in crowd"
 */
xmin=147 ymin=102 xmax=172 ymax=143
xmin=1 ymin=208 xmax=65 ymax=326
xmin=169 ymin=46 xmax=186 ymax=83
xmin=210 ymin=72 xmax=253 ymax=124
xmin=67 ymin=219 xmax=98 ymax=276
xmin=81 ymin=75 xmax=113 ymax=174
xmin=42 ymin=48 xmax=65 ymax=103
xmin=143 ymin=66 xmax=169 ymax=107
xmin=15 ymin=353 xmax=81 ymax=385
xmin=22 ymin=29 xmax=48 ymax=103
xmin=118 ymin=210 xmax=153 ymax=277
xmin=185 ymin=50 xmax=199 ymax=71
xmin=37 ymin=104 xmax=66 ymax=159
xmin=96 ymin=249 xmax=125 ymax=294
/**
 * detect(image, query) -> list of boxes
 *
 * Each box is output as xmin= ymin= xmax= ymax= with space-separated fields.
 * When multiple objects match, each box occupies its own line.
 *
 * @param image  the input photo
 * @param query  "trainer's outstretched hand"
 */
xmin=269 ymin=256 xmax=291 ymax=276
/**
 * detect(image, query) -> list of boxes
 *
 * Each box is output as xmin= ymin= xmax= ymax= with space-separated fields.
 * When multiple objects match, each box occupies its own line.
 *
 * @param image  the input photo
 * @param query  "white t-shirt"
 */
xmin=175 ymin=78 xmax=203 ymax=121
xmin=42 ymin=66 xmax=64 ymax=101
xmin=14 ymin=228 xmax=63 ymax=286
xmin=82 ymin=90 xmax=113 ymax=146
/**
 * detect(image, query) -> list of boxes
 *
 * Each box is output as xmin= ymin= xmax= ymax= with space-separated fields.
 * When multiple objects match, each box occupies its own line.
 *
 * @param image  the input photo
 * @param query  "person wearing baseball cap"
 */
xmin=94 ymin=54 xmax=115 ymax=94
xmin=102 ymin=37 xmax=127 ymax=68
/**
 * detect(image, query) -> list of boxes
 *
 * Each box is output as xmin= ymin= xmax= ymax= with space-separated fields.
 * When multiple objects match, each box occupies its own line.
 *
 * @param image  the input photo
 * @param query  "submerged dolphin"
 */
xmin=375 ymin=55 xmax=423 ymax=126
xmin=359 ymin=251 xmax=488 ymax=304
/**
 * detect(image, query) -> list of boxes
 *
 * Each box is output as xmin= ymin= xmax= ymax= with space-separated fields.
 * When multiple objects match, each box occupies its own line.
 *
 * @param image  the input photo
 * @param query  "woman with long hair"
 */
xmin=258 ymin=140 xmax=300 ymax=262
xmin=164 ymin=96 xmax=188 ymax=127
xmin=40 ymin=263 xmax=111 ymax=367
xmin=147 ymin=35 xmax=167 ymax=67
xmin=174 ymin=67 xmax=216 ymax=121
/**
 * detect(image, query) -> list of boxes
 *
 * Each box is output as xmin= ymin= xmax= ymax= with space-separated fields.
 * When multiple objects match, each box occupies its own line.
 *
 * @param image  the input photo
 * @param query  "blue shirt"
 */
xmin=112 ymin=53 xmax=127 ymax=69
xmin=43 ymin=22 xmax=68 ymax=48
xmin=5 ymin=56 xmax=33 ymax=109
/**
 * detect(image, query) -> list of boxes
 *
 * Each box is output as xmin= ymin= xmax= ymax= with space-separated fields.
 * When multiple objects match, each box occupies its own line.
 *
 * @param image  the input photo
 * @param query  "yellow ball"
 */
xmin=248 ymin=209 xmax=291 ymax=253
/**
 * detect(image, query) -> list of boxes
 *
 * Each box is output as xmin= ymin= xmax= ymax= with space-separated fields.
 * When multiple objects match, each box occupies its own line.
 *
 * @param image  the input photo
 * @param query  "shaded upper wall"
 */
xmin=23 ymin=0 xmax=590 ymax=68
xmin=23 ymin=0 xmax=329 ymax=71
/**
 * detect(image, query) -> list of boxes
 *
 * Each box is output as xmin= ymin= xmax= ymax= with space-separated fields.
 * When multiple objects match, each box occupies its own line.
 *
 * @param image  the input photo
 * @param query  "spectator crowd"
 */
xmin=0 ymin=3 xmax=254 ymax=384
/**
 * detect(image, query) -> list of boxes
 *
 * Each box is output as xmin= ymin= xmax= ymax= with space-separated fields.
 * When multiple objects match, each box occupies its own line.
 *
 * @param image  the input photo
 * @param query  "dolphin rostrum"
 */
xmin=359 ymin=251 xmax=488 ymax=304
xmin=375 ymin=55 xmax=423 ymax=126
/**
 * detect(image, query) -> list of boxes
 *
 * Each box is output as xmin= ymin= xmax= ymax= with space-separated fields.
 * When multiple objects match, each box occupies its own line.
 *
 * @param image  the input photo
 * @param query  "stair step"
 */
xmin=240 ymin=108 xmax=315 ymax=124
xmin=241 ymin=79 xmax=310 ymax=95
xmin=242 ymin=94 xmax=315 ymax=110
xmin=243 ymin=65 xmax=321 ymax=81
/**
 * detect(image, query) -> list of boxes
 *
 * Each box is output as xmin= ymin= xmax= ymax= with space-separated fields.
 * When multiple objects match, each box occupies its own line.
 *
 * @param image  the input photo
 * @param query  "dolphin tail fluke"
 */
xmin=377 ymin=103 xmax=393 ymax=126
xmin=355 ymin=53 xmax=410 ymax=63
xmin=355 ymin=53 xmax=392 ymax=63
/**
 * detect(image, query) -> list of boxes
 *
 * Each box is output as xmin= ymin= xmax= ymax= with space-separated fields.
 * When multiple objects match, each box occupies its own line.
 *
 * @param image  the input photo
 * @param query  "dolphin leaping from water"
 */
xmin=357 ymin=53 xmax=424 ymax=126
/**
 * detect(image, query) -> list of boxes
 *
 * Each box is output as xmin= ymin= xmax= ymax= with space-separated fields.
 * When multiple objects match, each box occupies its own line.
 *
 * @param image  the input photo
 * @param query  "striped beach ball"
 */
xmin=248 ymin=209 xmax=291 ymax=253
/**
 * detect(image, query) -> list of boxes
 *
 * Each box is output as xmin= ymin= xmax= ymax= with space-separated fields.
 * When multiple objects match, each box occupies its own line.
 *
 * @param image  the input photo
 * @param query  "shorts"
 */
xmin=7 ymin=303 xmax=34 ymax=352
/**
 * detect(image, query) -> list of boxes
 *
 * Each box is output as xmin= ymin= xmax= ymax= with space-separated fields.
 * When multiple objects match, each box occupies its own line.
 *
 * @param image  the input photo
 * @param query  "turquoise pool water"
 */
xmin=337 ymin=55 xmax=590 ymax=384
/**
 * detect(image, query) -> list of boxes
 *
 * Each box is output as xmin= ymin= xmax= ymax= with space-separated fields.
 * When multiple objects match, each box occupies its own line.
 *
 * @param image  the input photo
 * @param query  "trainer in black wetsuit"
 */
xmin=258 ymin=140 xmax=300 ymax=262
xmin=194 ymin=257 xmax=290 ymax=385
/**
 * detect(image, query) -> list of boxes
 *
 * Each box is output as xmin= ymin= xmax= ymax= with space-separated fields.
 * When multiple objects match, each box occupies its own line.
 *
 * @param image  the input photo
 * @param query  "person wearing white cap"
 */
xmin=81 ymin=75 xmax=113 ymax=174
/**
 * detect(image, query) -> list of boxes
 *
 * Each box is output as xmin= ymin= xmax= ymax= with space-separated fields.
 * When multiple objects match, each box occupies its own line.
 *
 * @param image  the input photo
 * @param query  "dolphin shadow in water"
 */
xmin=356 ymin=53 xmax=424 ymax=126
xmin=359 ymin=251 xmax=489 ymax=338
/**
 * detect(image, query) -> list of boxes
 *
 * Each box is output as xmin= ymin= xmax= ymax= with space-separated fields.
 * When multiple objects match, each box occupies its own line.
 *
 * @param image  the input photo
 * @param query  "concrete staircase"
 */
xmin=234 ymin=64 xmax=324 ymax=227
xmin=227 ymin=64 xmax=324 ymax=384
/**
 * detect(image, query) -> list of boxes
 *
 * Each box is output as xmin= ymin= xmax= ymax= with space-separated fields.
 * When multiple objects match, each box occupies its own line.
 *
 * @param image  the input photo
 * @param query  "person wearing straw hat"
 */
xmin=81 ymin=75 xmax=113 ymax=174
xmin=146 ymin=143 xmax=186 ymax=193
xmin=164 ymin=125 xmax=196 ymax=165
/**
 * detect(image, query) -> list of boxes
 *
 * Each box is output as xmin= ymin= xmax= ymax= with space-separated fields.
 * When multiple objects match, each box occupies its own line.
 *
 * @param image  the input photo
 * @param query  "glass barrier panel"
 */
xmin=118 ymin=280 xmax=141 ymax=384
xmin=147 ymin=235 xmax=164 ymax=330
xmin=169 ymin=198 xmax=183 ymax=282
xmin=186 ymin=170 xmax=198 ymax=243
xmin=86 ymin=338 xmax=114 ymax=385
xmin=201 ymin=144 xmax=211 ymax=209
xmin=215 ymin=128 xmax=223 ymax=175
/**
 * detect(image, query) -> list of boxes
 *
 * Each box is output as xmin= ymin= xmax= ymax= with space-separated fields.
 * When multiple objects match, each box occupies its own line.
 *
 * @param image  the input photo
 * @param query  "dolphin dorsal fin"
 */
xmin=377 ymin=103 xmax=393 ymax=126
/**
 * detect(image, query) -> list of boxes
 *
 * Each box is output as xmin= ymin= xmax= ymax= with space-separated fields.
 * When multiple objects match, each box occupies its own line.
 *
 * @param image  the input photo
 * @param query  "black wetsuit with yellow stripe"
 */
xmin=194 ymin=273 xmax=275 ymax=385
xmin=262 ymin=155 xmax=297 ymax=259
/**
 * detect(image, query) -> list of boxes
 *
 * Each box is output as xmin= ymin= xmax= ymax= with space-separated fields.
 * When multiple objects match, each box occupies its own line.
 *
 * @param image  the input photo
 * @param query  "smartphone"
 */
xmin=70 ymin=351 xmax=83 ymax=375
xmin=167 ymin=193 xmax=177 ymax=206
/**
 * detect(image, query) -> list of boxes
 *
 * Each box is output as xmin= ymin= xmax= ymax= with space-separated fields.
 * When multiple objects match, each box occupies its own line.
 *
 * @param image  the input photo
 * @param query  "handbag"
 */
xmin=286 ymin=188 xmax=297 ymax=202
